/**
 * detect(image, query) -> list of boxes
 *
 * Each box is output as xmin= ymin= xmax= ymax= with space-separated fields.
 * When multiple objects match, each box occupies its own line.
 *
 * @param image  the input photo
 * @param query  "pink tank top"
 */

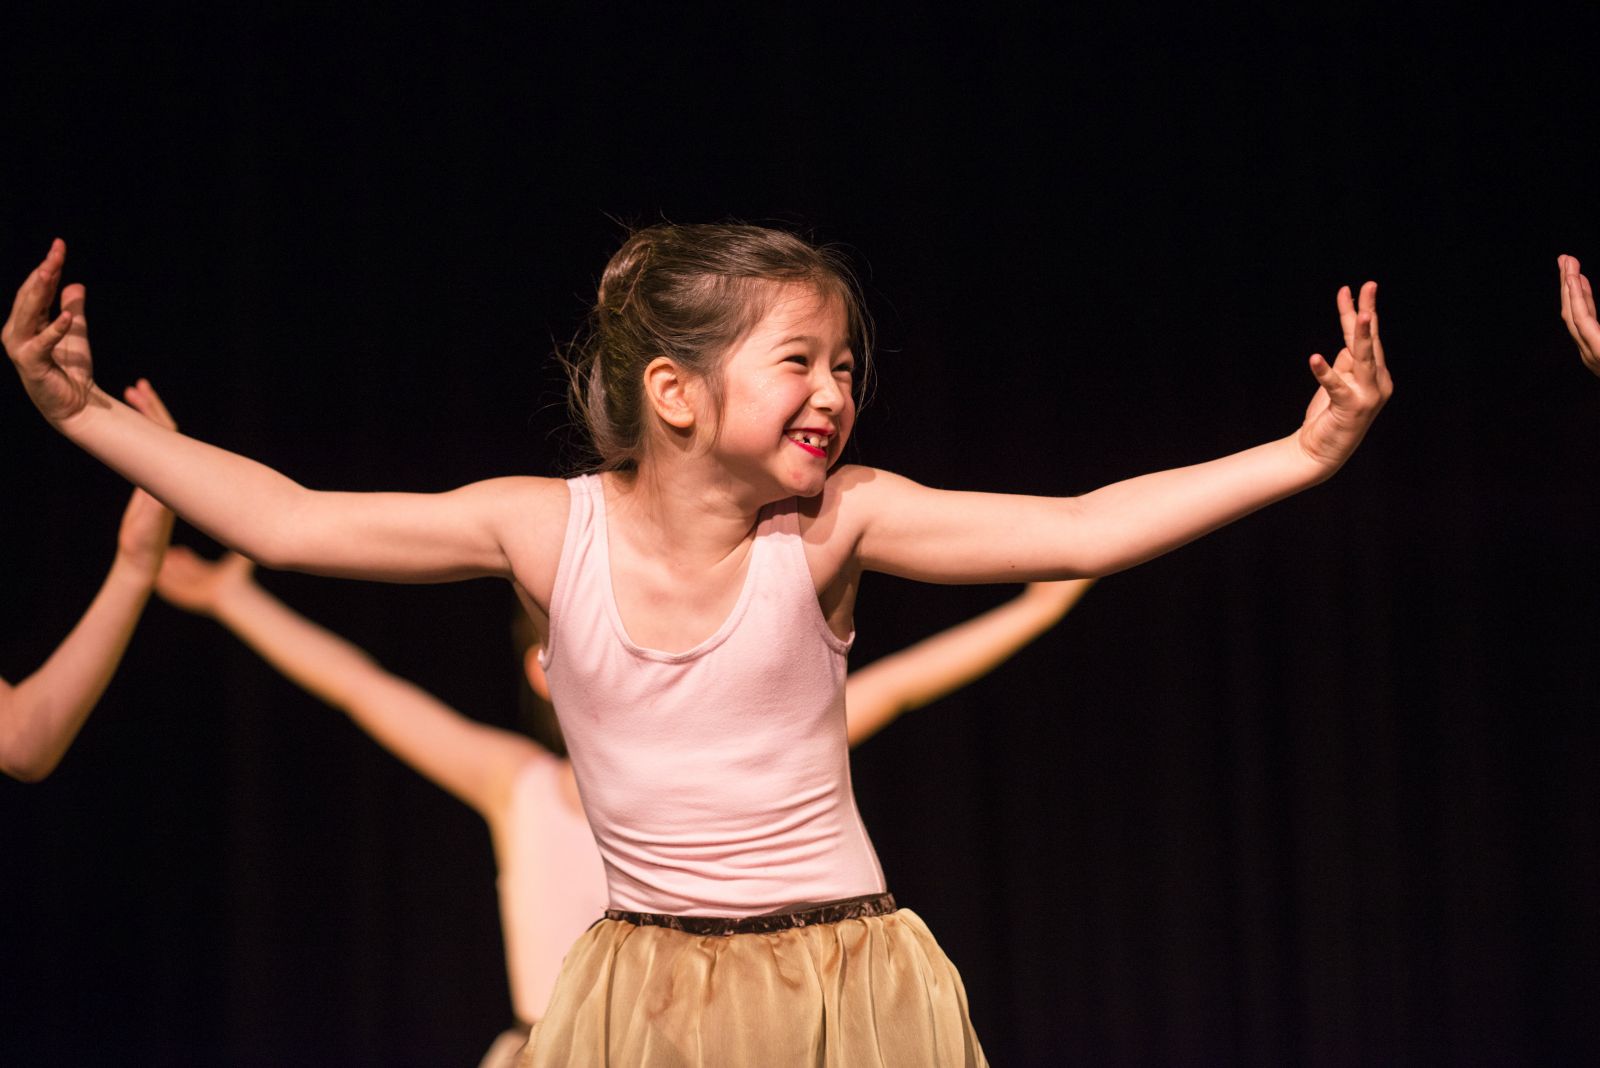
xmin=492 ymin=754 xmax=608 ymax=1024
xmin=541 ymin=474 xmax=886 ymax=916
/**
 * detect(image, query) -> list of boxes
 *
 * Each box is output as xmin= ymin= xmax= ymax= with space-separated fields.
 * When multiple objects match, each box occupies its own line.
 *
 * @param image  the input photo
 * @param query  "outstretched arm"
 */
xmin=157 ymin=548 xmax=544 ymax=818
xmin=834 ymin=282 xmax=1392 ymax=582
xmin=844 ymin=579 xmax=1094 ymax=746
xmin=3 ymin=241 xmax=556 ymax=584
xmin=0 ymin=383 xmax=175 ymax=782
xmin=1558 ymin=254 xmax=1600 ymax=378
xmin=157 ymin=548 xmax=543 ymax=817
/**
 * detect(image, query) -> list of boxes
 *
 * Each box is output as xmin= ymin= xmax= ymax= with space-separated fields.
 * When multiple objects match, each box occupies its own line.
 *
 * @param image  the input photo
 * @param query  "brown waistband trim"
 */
xmin=604 ymin=891 xmax=898 ymax=936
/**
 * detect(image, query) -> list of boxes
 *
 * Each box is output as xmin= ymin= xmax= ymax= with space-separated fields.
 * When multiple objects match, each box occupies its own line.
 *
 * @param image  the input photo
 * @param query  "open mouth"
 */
xmin=785 ymin=429 xmax=831 ymax=458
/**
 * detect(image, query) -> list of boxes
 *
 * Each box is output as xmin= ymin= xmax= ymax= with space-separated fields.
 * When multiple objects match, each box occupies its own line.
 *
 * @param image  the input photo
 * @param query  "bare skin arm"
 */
xmin=843 ymin=579 xmax=1094 ymax=746
xmin=0 ymin=373 xmax=176 ymax=781
xmin=156 ymin=548 xmax=545 ymax=818
xmin=3 ymin=240 xmax=561 ymax=585
xmin=815 ymin=282 xmax=1392 ymax=584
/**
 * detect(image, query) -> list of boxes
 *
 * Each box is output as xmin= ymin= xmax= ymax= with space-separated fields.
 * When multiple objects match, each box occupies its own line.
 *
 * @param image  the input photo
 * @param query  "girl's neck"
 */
xmin=605 ymin=456 xmax=776 ymax=563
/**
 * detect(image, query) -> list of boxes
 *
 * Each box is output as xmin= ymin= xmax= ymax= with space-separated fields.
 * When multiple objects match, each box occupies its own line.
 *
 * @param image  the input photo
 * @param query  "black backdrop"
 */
xmin=2 ymin=7 xmax=1596 ymax=1065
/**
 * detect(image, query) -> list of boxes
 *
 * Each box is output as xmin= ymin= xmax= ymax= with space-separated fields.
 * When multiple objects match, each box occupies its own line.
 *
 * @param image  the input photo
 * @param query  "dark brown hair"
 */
xmin=565 ymin=222 xmax=871 ymax=471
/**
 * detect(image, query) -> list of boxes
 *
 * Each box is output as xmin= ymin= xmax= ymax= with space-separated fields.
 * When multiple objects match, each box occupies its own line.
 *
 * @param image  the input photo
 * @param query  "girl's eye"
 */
xmin=834 ymin=363 xmax=855 ymax=375
xmin=785 ymin=354 xmax=808 ymax=366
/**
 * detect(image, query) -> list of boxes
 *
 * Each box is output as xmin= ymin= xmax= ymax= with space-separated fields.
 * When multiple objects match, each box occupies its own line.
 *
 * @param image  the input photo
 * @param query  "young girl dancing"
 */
xmin=4 ymin=227 xmax=1389 ymax=1064
xmin=156 ymin=545 xmax=1090 ymax=1065
xmin=0 ymin=283 xmax=176 ymax=781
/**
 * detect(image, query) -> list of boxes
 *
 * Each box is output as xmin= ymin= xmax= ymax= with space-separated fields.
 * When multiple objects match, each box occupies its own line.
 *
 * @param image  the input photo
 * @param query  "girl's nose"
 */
xmin=811 ymin=370 xmax=846 ymax=412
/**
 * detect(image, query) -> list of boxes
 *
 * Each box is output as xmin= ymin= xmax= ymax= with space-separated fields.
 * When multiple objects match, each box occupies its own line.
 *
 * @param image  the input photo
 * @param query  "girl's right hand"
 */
xmin=156 ymin=548 xmax=257 ymax=618
xmin=2 ymin=239 xmax=99 ymax=424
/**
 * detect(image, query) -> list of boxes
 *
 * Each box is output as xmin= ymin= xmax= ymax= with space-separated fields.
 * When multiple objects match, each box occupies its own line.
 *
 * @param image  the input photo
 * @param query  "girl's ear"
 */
xmin=643 ymin=356 xmax=700 ymax=430
xmin=523 ymin=645 xmax=551 ymax=702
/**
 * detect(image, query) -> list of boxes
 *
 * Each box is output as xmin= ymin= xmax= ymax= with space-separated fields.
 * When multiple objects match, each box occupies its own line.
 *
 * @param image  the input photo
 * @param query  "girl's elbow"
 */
xmin=248 ymin=541 xmax=296 ymax=572
xmin=247 ymin=489 xmax=326 ymax=571
xmin=1065 ymin=548 xmax=1128 ymax=580
xmin=246 ymin=526 xmax=317 ymax=572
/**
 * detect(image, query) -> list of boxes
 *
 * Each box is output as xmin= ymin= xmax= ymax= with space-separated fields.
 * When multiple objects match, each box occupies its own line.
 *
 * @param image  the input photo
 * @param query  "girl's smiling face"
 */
xmin=708 ymin=282 xmax=856 ymax=500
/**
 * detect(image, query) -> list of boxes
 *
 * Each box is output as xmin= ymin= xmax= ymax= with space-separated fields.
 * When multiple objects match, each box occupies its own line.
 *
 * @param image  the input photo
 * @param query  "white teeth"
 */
xmin=788 ymin=431 xmax=827 ymax=449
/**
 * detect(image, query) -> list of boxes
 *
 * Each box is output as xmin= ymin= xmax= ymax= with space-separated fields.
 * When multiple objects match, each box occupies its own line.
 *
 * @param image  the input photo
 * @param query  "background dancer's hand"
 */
xmin=116 ymin=379 xmax=179 ymax=581
xmin=1297 ymin=281 xmax=1393 ymax=471
xmin=0 ymin=373 xmax=177 ymax=782
xmin=1557 ymin=255 xmax=1600 ymax=377
xmin=3 ymin=240 xmax=101 ymax=425
xmin=156 ymin=548 xmax=257 ymax=618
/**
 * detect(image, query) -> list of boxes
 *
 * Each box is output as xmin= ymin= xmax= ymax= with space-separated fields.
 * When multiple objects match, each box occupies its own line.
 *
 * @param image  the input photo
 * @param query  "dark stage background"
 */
xmin=3 ymin=8 xmax=1597 ymax=1066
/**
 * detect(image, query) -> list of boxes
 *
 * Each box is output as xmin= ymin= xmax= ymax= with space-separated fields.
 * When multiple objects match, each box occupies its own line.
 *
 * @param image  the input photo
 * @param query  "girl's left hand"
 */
xmin=1298 ymin=281 xmax=1393 ymax=471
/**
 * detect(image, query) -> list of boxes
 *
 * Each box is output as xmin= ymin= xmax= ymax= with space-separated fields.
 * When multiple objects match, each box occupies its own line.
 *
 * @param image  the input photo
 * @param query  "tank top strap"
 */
xmin=754 ymin=497 xmax=806 ymax=598
xmin=756 ymin=497 xmax=853 ymax=656
xmin=540 ymin=474 xmax=601 ymax=671
xmin=546 ymin=477 xmax=850 ymax=664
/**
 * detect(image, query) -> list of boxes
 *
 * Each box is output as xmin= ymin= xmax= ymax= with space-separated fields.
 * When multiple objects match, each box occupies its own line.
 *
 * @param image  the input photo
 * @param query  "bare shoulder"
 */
xmin=799 ymin=465 xmax=867 ymax=542
xmin=801 ymin=463 xmax=926 ymax=534
xmin=802 ymin=465 xmax=918 ymax=529
xmin=831 ymin=464 xmax=923 ymax=498
xmin=471 ymin=475 xmax=572 ymax=611
xmin=462 ymin=474 xmax=570 ymax=514
xmin=797 ymin=465 xmax=912 ymax=587
xmin=798 ymin=465 xmax=954 ymax=632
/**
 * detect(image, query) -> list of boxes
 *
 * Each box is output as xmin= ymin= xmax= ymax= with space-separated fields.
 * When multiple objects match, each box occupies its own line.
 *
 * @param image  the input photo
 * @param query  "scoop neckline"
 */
xmin=591 ymin=474 xmax=765 ymax=663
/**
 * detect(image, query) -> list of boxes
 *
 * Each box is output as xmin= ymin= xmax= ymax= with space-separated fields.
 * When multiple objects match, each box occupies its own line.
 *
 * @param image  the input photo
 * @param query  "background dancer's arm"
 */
xmin=0 ymin=382 xmax=177 ymax=781
xmin=157 ymin=549 xmax=543 ymax=817
xmin=0 ymin=485 xmax=173 ymax=782
xmin=844 ymin=580 xmax=1094 ymax=746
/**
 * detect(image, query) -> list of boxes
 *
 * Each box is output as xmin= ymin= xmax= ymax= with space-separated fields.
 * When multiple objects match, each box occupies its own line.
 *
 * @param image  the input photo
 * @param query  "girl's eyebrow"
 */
xmin=774 ymin=334 xmax=855 ymax=355
xmin=773 ymin=334 xmax=822 ymax=348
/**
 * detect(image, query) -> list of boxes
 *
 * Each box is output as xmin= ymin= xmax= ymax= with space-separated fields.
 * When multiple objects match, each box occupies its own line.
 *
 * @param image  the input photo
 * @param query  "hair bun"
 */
xmin=598 ymin=235 xmax=653 ymax=321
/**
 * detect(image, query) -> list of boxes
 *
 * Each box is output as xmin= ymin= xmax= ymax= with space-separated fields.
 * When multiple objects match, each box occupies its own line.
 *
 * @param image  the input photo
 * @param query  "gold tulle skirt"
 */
xmin=519 ymin=900 xmax=987 ymax=1067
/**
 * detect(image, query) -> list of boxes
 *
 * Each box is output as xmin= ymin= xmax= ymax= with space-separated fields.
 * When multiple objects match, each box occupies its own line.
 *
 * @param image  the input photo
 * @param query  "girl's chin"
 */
xmin=785 ymin=464 xmax=830 ymax=497
xmin=731 ymin=452 xmax=832 ymax=501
